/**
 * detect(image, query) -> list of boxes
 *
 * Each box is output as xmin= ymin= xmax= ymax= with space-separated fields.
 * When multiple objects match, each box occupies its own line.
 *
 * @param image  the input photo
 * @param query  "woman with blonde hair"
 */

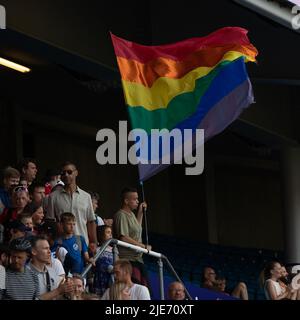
xmin=109 ymin=281 xmax=131 ymax=300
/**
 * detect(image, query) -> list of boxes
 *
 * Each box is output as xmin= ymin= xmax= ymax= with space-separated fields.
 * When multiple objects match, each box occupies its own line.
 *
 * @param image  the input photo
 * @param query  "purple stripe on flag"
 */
xmin=199 ymin=78 xmax=254 ymax=140
xmin=138 ymin=78 xmax=254 ymax=181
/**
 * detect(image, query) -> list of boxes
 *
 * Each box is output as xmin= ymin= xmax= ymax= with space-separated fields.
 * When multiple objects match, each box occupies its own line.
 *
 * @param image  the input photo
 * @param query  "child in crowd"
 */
xmin=53 ymin=212 xmax=93 ymax=274
xmin=19 ymin=213 xmax=33 ymax=232
xmin=93 ymin=225 xmax=117 ymax=297
xmin=23 ymin=202 xmax=45 ymax=235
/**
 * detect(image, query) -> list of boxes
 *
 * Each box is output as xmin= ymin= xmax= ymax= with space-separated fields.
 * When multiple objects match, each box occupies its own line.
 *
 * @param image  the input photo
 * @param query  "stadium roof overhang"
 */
xmin=0 ymin=28 xmax=125 ymax=128
xmin=233 ymin=0 xmax=300 ymax=33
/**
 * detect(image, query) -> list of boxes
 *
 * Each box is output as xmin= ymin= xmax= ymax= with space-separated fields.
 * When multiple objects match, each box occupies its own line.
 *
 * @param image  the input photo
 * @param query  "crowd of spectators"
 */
xmin=1 ymin=159 xmax=294 ymax=301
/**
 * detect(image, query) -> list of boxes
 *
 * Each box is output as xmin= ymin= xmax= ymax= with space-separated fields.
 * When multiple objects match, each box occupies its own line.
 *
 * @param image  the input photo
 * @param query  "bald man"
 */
xmin=168 ymin=281 xmax=186 ymax=300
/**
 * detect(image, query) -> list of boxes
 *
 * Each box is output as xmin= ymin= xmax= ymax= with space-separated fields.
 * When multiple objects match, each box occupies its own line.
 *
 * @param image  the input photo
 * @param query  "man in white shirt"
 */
xmin=45 ymin=161 xmax=96 ymax=244
xmin=101 ymin=259 xmax=150 ymax=300
xmin=28 ymin=236 xmax=73 ymax=300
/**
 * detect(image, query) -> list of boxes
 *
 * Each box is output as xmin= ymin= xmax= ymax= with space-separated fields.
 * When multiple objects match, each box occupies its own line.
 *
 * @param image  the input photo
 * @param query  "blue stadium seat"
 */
xmin=146 ymin=232 xmax=283 ymax=300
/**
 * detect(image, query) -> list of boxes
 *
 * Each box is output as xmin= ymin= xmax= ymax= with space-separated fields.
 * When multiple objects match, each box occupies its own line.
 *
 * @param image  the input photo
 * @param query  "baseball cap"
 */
xmin=10 ymin=220 xmax=32 ymax=232
xmin=39 ymin=219 xmax=58 ymax=238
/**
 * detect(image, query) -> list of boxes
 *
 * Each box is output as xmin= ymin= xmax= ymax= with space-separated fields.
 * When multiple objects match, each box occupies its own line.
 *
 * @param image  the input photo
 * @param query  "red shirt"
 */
xmin=45 ymin=183 xmax=52 ymax=195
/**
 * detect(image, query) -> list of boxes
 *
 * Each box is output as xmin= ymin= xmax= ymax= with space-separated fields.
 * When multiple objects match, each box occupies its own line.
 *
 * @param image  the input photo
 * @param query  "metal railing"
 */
xmin=81 ymin=238 xmax=192 ymax=300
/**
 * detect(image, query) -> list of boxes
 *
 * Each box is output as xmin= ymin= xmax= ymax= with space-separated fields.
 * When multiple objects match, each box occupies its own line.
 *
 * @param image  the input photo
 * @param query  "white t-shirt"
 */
xmin=50 ymin=256 xmax=65 ymax=277
xmin=264 ymin=279 xmax=285 ymax=300
xmin=96 ymin=216 xmax=105 ymax=227
xmin=101 ymin=283 xmax=150 ymax=300
xmin=56 ymin=247 xmax=68 ymax=265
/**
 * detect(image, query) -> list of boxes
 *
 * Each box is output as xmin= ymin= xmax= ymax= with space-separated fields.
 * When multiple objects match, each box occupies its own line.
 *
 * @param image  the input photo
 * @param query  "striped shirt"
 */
xmin=0 ymin=265 xmax=5 ymax=289
xmin=0 ymin=265 xmax=5 ymax=300
xmin=4 ymin=267 xmax=40 ymax=300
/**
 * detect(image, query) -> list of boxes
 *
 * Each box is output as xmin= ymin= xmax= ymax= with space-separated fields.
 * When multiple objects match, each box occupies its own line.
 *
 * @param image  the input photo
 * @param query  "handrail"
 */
xmin=163 ymin=256 xmax=192 ymax=300
xmin=81 ymin=238 xmax=192 ymax=300
xmin=81 ymin=238 xmax=117 ymax=278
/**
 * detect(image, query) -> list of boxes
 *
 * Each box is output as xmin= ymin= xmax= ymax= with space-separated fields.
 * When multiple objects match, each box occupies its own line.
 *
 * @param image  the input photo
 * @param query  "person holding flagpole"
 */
xmin=113 ymin=187 xmax=151 ymax=289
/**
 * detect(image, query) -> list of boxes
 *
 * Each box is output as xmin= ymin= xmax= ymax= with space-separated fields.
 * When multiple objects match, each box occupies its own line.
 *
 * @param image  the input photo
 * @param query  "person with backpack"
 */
xmin=53 ymin=212 xmax=93 ymax=274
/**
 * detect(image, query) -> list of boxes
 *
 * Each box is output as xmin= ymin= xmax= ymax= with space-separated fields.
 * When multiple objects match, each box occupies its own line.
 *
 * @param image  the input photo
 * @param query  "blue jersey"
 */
xmin=53 ymin=235 xmax=88 ymax=274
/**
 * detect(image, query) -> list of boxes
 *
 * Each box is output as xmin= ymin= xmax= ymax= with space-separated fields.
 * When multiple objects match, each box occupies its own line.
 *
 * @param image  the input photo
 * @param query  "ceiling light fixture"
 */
xmin=0 ymin=57 xmax=31 ymax=73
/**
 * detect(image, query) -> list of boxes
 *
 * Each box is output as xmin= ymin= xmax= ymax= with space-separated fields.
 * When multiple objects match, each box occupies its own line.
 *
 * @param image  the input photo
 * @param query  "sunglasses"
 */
xmin=13 ymin=185 xmax=28 ymax=193
xmin=61 ymin=169 xmax=75 ymax=176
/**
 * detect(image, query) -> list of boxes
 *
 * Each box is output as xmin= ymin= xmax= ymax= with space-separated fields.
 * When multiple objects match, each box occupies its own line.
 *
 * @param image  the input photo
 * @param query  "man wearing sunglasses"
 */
xmin=45 ymin=161 xmax=96 ymax=245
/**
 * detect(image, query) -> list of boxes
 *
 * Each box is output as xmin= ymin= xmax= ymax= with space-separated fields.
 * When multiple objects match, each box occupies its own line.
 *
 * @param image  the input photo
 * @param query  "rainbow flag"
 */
xmin=111 ymin=27 xmax=258 ymax=181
